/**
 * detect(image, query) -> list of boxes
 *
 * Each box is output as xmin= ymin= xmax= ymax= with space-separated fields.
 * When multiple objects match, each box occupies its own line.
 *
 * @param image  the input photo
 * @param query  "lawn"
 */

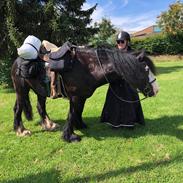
xmin=0 ymin=60 xmax=183 ymax=183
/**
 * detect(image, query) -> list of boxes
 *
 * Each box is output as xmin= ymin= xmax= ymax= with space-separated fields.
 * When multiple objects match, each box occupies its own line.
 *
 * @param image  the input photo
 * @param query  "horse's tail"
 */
xmin=23 ymin=93 xmax=33 ymax=121
xmin=11 ymin=58 xmax=33 ymax=121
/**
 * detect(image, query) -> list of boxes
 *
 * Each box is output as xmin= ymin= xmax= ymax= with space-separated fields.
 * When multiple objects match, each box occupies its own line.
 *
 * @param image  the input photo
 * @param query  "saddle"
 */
xmin=40 ymin=41 xmax=76 ymax=99
xmin=41 ymin=41 xmax=75 ymax=72
xmin=49 ymin=41 xmax=73 ymax=60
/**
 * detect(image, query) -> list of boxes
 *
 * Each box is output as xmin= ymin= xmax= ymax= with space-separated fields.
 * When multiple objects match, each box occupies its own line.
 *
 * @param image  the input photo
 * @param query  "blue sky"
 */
xmin=82 ymin=0 xmax=180 ymax=32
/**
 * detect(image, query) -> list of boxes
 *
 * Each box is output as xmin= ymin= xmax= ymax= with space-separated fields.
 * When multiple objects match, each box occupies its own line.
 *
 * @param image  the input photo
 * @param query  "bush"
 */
xmin=0 ymin=56 xmax=13 ymax=87
xmin=131 ymin=33 xmax=183 ymax=55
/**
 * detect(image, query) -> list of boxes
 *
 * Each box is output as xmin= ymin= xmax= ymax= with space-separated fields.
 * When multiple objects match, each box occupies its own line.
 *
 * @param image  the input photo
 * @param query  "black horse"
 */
xmin=11 ymin=47 xmax=159 ymax=142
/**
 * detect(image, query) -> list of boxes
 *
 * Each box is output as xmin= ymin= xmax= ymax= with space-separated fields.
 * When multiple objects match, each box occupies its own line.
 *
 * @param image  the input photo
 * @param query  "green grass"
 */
xmin=0 ymin=60 xmax=183 ymax=183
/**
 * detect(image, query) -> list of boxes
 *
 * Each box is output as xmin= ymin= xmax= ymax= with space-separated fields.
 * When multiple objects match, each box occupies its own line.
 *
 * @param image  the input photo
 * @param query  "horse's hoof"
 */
xmin=70 ymin=134 xmax=81 ymax=142
xmin=49 ymin=122 xmax=60 ymax=131
xmin=16 ymin=129 xmax=32 ymax=137
xmin=62 ymin=133 xmax=81 ymax=142
xmin=41 ymin=122 xmax=60 ymax=131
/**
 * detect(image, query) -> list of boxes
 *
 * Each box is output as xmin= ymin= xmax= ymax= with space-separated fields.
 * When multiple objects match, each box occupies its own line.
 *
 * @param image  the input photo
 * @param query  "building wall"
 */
xmin=132 ymin=25 xmax=161 ymax=38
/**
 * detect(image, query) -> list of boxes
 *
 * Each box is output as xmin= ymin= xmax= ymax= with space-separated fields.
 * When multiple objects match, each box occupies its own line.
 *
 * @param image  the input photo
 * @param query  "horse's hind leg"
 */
xmin=37 ymin=94 xmax=60 ymax=131
xmin=14 ymin=90 xmax=32 ymax=136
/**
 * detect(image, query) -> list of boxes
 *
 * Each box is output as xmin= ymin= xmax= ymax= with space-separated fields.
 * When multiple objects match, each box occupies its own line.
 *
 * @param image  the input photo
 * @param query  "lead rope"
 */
xmin=95 ymin=50 xmax=147 ymax=103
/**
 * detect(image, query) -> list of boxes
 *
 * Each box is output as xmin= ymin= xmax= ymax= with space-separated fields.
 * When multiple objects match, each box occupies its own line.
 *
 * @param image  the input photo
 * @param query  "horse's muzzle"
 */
xmin=143 ymin=84 xmax=156 ymax=97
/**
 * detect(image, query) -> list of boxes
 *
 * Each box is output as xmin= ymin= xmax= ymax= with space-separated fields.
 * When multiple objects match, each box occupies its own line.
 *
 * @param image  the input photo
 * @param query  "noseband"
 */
xmin=143 ymin=78 xmax=156 ymax=96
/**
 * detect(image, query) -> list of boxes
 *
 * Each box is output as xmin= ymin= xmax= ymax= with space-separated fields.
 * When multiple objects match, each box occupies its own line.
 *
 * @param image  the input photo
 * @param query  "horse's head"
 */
xmin=113 ymin=50 xmax=159 ymax=97
xmin=132 ymin=50 xmax=159 ymax=97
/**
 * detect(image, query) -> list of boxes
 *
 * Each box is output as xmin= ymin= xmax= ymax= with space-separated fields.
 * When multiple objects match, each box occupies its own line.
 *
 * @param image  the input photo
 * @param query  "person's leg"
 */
xmin=50 ymin=71 xmax=57 ymax=99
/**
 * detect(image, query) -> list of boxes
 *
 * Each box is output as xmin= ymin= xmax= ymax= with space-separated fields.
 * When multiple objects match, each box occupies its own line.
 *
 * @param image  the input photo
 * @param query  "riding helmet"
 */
xmin=116 ymin=31 xmax=131 ymax=42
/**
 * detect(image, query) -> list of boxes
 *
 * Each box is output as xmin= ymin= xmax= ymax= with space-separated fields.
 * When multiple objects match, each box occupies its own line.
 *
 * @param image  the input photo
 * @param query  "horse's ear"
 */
xmin=136 ymin=49 xmax=146 ymax=62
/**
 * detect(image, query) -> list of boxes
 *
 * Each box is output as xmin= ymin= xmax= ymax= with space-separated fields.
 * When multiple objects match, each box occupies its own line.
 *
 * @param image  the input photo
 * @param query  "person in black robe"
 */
xmin=100 ymin=31 xmax=145 ymax=128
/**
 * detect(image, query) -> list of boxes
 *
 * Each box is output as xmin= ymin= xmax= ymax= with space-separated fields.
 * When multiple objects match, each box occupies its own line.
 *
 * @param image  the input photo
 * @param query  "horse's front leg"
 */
xmin=63 ymin=96 xmax=86 ymax=142
xmin=73 ymin=97 xmax=87 ymax=129
xmin=37 ymin=95 xmax=60 ymax=131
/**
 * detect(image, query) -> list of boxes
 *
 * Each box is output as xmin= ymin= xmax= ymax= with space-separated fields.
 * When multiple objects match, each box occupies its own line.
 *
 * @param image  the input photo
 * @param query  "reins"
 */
xmin=95 ymin=49 xmax=148 ymax=103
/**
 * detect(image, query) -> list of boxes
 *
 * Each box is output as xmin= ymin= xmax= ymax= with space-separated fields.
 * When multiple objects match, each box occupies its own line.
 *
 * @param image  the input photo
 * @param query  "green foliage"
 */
xmin=157 ymin=1 xmax=183 ymax=35
xmin=6 ymin=0 xmax=22 ymax=47
xmin=134 ymin=1 xmax=183 ymax=55
xmin=89 ymin=18 xmax=116 ymax=47
xmin=1 ymin=0 xmax=97 ymax=56
xmin=0 ymin=57 xmax=13 ymax=87
xmin=0 ymin=1 xmax=8 ymax=57
xmin=1 ymin=60 xmax=183 ymax=182
xmin=0 ymin=0 xmax=97 ymax=86
xmin=131 ymin=33 xmax=183 ymax=54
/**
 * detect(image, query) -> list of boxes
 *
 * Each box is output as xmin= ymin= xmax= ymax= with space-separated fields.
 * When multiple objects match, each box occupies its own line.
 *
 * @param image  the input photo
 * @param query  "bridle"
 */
xmin=143 ymin=79 xmax=156 ymax=97
xmin=143 ymin=66 xmax=157 ymax=96
xmin=95 ymin=50 xmax=155 ymax=103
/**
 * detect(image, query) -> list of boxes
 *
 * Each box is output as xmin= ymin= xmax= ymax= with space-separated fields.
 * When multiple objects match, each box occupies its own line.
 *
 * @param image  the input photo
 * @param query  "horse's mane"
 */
xmin=76 ymin=47 xmax=156 ymax=77
xmin=97 ymin=48 xmax=151 ymax=89
xmin=97 ymin=48 xmax=141 ymax=73
xmin=96 ymin=48 xmax=156 ymax=74
xmin=131 ymin=50 xmax=156 ymax=75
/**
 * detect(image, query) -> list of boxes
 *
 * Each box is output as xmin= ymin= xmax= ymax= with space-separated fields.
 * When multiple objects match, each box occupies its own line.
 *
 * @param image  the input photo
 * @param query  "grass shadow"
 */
xmin=79 ymin=115 xmax=183 ymax=141
xmin=2 ymin=154 xmax=183 ymax=183
xmin=66 ymin=153 xmax=183 ymax=182
xmin=157 ymin=65 xmax=183 ymax=75
xmin=41 ymin=114 xmax=183 ymax=141
xmin=1 ymin=169 xmax=61 ymax=183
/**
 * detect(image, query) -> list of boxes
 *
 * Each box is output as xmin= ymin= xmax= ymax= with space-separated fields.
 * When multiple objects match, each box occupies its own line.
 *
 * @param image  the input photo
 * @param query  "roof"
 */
xmin=131 ymin=25 xmax=162 ymax=38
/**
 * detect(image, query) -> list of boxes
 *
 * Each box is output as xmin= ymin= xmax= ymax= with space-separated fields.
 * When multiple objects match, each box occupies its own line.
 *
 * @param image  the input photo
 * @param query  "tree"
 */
xmin=157 ymin=1 xmax=183 ymax=35
xmin=0 ymin=0 xmax=97 ymax=86
xmin=89 ymin=18 xmax=116 ymax=47
xmin=55 ymin=0 xmax=97 ymax=44
xmin=2 ymin=0 xmax=97 ymax=57
xmin=0 ymin=0 xmax=13 ymax=57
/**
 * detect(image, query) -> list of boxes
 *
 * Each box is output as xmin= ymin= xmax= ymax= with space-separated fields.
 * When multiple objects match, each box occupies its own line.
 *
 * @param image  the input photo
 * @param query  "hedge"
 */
xmin=131 ymin=33 xmax=183 ymax=55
